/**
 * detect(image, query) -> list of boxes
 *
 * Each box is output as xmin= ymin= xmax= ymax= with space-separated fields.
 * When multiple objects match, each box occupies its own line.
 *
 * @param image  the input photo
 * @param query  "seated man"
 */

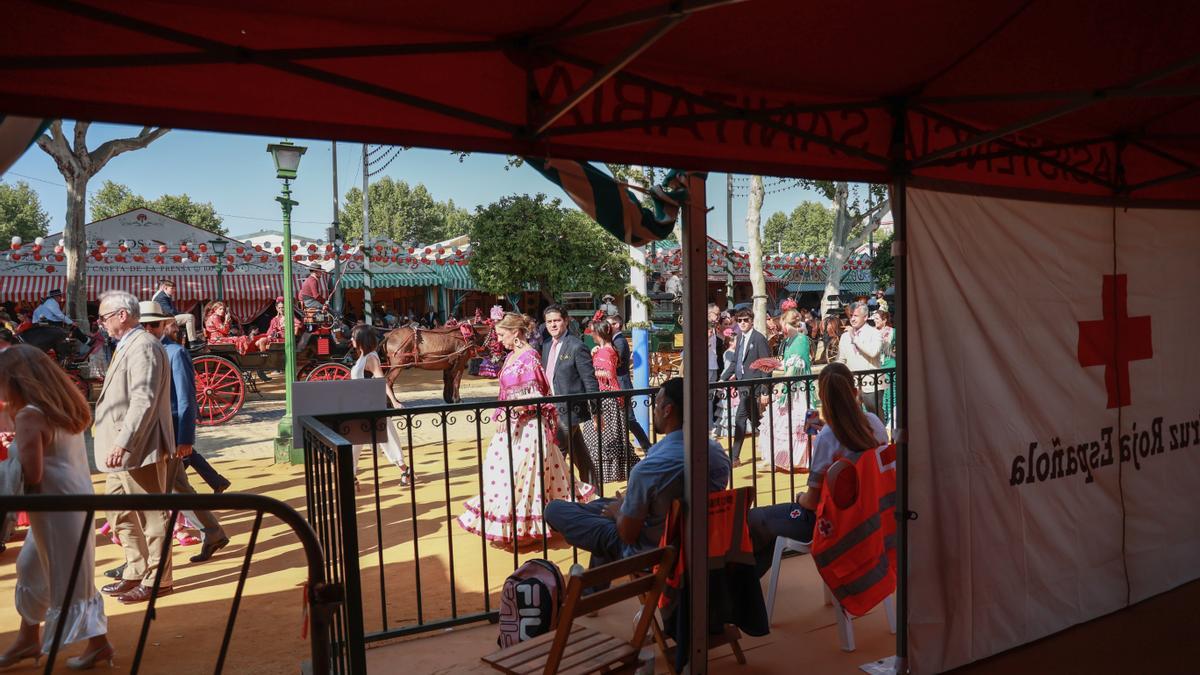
xmin=31 ymin=288 xmax=90 ymax=344
xmin=544 ymin=377 xmax=731 ymax=575
xmin=299 ymin=268 xmax=326 ymax=313
xmin=151 ymin=279 xmax=200 ymax=347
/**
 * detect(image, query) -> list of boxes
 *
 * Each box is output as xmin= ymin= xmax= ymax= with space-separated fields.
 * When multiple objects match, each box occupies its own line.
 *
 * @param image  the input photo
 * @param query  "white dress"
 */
xmin=350 ymin=353 xmax=409 ymax=474
xmin=13 ymin=407 xmax=107 ymax=652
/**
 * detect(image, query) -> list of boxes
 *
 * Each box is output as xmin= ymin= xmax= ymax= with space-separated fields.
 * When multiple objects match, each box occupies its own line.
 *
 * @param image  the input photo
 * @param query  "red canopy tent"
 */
xmin=2 ymin=1 xmax=1197 ymax=203
xmin=3 ymin=2 xmax=1198 ymax=673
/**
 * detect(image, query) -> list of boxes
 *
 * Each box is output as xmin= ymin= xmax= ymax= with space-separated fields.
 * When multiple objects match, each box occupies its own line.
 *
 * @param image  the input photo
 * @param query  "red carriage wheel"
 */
xmin=193 ymin=355 xmax=245 ymax=426
xmin=305 ymin=362 xmax=351 ymax=381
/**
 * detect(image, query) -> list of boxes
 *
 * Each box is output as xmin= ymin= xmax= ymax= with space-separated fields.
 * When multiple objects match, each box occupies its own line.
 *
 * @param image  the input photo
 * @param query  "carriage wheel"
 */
xmin=305 ymin=362 xmax=351 ymax=382
xmin=67 ymin=372 xmax=92 ymax=402
xmin=194 ymin=355 xmax=246 ymax=426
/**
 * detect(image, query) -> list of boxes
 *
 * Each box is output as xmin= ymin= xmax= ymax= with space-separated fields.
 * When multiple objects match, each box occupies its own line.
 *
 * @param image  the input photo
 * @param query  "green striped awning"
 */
xmin=786 ymin=281 xmax=874 ymax=294
xmin=342 ymin=272 xmax=440 ymax=288
xmin=436 ymin=265 xmax=475 ymax=290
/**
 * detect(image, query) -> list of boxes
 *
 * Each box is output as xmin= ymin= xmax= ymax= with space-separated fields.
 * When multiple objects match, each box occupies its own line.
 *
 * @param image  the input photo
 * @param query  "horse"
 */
xmin=14 ymin=324 xmax=80 ymax=361
xmin=381 ymin=323 xmax=491 ymax=403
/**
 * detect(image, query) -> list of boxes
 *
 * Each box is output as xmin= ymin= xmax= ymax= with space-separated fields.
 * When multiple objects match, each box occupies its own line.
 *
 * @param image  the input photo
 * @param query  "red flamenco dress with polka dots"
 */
xmin=457 ymin=347 xmax=594 ymax=545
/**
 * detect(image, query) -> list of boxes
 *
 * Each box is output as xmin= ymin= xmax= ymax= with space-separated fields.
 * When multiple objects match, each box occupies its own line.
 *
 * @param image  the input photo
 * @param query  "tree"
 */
xmin=469 ymin=194 xmax=630 ymax=302
xmin=744 ymin=176 xmax=769 ymax=333
xmin=794 ymin=181 xmax=888 ymax=314
xmin=762 ymin=201 xmax=835 ymax=254
xmin=0 ymin=180 xmax=51 ymax=243
xmin=88 ymin=180 xmax=226 ymax=234
xmin=340 ymin=177 xmax=471 ymax=244
xmin=871 ymin=231 xmax=895 ymax=291
xmin=36 ymin=121 xmax=169 ymax=323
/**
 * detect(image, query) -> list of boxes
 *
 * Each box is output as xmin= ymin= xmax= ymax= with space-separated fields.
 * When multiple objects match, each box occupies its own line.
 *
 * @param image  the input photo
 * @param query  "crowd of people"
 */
xmin=0 ymin=275 xmax=895 ymax=664
xmin=0 ymin=291 xmax=233 ymax=668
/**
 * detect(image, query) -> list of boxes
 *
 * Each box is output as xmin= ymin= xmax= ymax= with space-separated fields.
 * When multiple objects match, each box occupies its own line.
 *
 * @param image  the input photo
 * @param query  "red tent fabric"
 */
xmin=3 ymin=0 xmax=1198 ymax=204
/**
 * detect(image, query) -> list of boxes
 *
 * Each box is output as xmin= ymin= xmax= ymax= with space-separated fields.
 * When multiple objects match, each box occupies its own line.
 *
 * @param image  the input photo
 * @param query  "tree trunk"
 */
xmin=64 ymin=174 xmax=89 ymax=325
xmin=745 ymin=175 xmax=768 ymax=334
xmin=821 ymin=183 xmax=853 ymax=317
xmin=821 ymin=183 xmax=889 ymax=317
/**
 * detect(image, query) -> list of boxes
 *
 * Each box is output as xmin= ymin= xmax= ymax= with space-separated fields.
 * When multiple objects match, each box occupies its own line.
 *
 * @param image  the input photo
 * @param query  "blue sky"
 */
xmin=4 ymin=122 xmax=828 ymax=247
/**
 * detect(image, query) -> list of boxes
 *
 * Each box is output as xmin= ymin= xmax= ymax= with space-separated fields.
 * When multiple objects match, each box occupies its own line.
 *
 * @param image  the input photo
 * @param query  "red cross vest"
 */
xmin=658 ymin=486 xmax=756 ymax=610
xmin=811 ymin=443 xmax=897 ymax=617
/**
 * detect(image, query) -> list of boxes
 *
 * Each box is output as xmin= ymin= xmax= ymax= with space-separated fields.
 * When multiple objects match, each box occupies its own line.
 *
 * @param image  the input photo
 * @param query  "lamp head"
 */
xmin=267 ymin=140 xmax=307 ymax=180
xmin=210 ymin=239 xmax=228 ymax=255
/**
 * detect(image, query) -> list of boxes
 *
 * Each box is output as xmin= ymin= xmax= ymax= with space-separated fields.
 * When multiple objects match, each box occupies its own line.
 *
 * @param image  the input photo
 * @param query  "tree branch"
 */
xmin=845 ymin=197 xmax=891 ymax=252
xmin=72 ymin=121 xmax=90 ymax=158
xmin=35 ymin=120 xmax=77 ymax=175
xmin=89 ymin=126 xmax=170 ymax=175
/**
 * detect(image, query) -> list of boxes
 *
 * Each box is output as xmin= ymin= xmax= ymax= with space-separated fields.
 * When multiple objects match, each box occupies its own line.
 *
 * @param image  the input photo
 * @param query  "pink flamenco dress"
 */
xmin=458 ymin=348 xmax=594 ymax=545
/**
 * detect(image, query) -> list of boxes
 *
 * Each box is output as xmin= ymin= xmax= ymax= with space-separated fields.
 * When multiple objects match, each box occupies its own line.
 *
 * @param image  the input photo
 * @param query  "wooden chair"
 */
xmin=644 ymin=489 xmax=756 ymax=673
xmin=481 ymin=545 xmax=677 ymax=675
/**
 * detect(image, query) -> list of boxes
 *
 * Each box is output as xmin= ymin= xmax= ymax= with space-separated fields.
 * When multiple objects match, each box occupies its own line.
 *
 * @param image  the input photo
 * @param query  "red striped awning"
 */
xmin=0 ymin=273 xmax=307 ymax=303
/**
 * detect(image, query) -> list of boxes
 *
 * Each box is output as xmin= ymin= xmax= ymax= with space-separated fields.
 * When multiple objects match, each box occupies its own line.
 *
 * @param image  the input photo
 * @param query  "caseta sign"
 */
xmin=905 ymin=189 xmax=1200 ymax=674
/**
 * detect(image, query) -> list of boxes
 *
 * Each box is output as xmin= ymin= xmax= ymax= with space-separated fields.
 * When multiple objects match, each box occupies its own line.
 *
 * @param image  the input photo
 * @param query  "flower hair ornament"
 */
xmin=592 ymin=309 xmax=607 ymax=322
xmin=780 ymin=298 xmax=798 ymax=312
xmin=489 ymin=305 xmax=505 ymax=322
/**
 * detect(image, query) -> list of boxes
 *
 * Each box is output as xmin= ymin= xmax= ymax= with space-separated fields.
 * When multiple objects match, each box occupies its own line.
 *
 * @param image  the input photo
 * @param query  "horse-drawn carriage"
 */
xmin=194 ymin=315 xmax=354 ymax=426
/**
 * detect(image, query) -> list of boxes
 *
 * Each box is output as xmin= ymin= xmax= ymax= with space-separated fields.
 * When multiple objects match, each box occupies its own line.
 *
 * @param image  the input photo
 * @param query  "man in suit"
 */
xmin=721 ymin=308 xmax=772 ymax=466
xmin=605 ymin=313 xmax=652 ymax=449
xmin=93 ymin=290 xmax=182 ymax=604
xmin=541 ymin=304 xmax=600 ymax=483
xmin=151 ymin=279 xmax=199 ymax=347
xmin=142 ymin=302 xmax=231 ymax=563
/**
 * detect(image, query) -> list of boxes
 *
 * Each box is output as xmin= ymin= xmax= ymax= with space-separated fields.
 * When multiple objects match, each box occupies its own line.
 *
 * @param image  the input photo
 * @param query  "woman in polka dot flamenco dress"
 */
xmin=458 ymin=313 xmax=594 ymax=546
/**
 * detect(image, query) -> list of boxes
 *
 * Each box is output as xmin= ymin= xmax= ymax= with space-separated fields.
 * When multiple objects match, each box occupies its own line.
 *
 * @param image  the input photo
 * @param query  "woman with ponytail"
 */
xmin=745 ymin=362 xmax=887 ymax=576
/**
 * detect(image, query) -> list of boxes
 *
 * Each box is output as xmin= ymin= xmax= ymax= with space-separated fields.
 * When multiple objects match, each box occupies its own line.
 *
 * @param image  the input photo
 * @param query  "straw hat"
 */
xmin=137 ymin=300 xmax=172 ymax=323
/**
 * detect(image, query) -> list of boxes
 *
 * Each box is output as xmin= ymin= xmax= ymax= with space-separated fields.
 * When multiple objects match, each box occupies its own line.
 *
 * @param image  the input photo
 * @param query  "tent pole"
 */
xmin=889 ymin=100 xmax=911 ymax=674
xmin=682 ymin=172 xmax=710 ymax=673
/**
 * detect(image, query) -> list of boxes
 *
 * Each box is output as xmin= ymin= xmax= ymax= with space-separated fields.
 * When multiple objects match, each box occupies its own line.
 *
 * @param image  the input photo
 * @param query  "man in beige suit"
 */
xmin=93 ymin=290 xmax=182 ymax=604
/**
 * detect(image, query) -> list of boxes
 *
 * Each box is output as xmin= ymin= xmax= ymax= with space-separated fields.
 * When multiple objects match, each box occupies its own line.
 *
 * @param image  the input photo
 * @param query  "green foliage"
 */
xmin=0 ymin=180 xmax=51 ymax=243
xmin=88 ymin=180 xmax=226 ymax=234
xmin=341 ymin=177 xmax=471 ymax=244
xmin=870 ymin=231 xmax=895 ymax=290
xmin=762 ymin=201 xmax=835 ymax=254
xmin=469 ymin=194 xmax=631 ymax=300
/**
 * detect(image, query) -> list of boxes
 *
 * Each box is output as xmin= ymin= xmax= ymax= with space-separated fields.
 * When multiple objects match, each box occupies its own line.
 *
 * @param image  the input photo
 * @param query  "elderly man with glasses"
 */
xmin=92 ymin=291 xmax=183 ymax=604
xmin=720 ymin=308 xmax=772 ymax=466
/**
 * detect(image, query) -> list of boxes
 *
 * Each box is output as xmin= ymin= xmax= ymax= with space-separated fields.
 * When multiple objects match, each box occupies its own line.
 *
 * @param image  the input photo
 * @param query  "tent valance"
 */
xmin=341 ymin=272 xmax=441 ymax=289
xmin=1 ymin=273 xmax=304 ymax=303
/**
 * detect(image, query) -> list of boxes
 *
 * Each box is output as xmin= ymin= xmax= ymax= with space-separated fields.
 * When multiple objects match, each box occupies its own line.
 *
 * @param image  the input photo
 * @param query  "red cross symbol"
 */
xmin=1077 ymin=275 xmax=1153 ymax=408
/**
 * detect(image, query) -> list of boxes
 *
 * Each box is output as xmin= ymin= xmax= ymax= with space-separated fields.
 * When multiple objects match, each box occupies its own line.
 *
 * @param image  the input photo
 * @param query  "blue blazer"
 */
xmin=162 ymin=337 xmax=197 ymax=445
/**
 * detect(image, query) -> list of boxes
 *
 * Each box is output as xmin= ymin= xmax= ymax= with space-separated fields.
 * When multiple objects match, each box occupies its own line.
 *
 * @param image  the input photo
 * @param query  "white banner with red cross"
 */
xmin=905 ymin=189 xmax=1200 ymax=674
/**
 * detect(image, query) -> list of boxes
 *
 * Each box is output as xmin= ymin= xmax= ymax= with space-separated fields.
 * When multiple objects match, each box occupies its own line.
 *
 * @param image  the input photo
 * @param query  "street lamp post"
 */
xmin=267 ymin=140 xmax=307 ymax=464
xmin=209 ymin=239 xmax=228 ymax=302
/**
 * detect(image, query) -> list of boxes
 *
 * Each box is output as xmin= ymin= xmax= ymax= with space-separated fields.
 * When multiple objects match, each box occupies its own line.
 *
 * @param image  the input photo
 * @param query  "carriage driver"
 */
xmin=299 ymin=268 xmax=326 ymax=313
xmin=151 ymin=279 xmax=200 ymax=347
xmin=32 ymin=289 xmax=90 ymax=345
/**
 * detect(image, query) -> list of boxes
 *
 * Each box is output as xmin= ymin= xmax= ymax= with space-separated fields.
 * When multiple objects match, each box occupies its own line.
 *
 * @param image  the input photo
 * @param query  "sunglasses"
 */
xmin=98 ymin=309 xmax=124 ymax=322
xmin=736 ymin=318 xmax=752 ymax=323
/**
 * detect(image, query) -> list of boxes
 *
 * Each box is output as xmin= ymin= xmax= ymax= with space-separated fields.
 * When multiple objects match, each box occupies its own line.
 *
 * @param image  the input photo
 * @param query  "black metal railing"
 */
xmin=0 ymin=493 xmax=340 ymax=675
xmin=300 ymin=366 xmax=895 ymax=656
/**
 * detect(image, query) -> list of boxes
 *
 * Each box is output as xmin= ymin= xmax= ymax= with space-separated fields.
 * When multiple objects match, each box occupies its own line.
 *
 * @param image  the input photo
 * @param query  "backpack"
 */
xmin=497 ymin=559 xmax=565 ymax=647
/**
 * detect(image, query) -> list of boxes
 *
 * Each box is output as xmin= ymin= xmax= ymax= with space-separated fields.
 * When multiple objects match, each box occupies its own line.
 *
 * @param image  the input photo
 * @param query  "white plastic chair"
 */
xmin=765 ymin=536 xmax=896 ymax=652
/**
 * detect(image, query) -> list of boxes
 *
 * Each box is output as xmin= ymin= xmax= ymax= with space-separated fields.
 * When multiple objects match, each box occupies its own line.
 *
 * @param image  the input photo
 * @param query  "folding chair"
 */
xmin=481 ymin=545 xmax=677 ymax=675
xmin=764 ymin=536 xmax=896 ymax=652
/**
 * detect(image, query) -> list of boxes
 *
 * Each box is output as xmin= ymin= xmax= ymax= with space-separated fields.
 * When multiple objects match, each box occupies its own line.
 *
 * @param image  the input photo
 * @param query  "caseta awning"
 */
xmin=341 ymin=272 xmax=440 ymax=289
xmin=0 ymin=273 xmax=303 ymax=303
